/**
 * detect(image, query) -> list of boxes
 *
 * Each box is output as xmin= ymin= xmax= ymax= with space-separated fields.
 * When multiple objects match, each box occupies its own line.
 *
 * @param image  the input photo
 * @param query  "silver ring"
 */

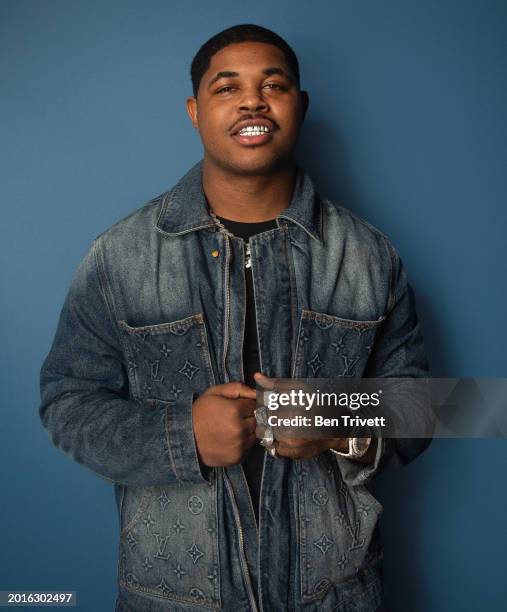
xmin=255 ymin=408 xmax=278 ymax=457
xmin=267 ymin=445 xmax=278 ymax=458
xmin=259 ymin=427 xmax=275 ymax=447
xmin=254 ymin=406 xmax=268 ymax=426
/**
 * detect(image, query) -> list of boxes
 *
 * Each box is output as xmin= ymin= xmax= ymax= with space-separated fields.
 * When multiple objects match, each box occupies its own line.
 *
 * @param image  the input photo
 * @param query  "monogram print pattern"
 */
xmin=293 ymin=309 xmax=385 ymax=379
xmin=297 ymin=453 xmax=383 ymax=602
xmin=117 ymin=314 xmax=215 ymax=403
xmin=293 ymin=308 xmax=385 ymax=601
xmin=116 ymin=314 xmax=220 ymax=608
xmin=118 ymin=483 xmax=220 ymax=609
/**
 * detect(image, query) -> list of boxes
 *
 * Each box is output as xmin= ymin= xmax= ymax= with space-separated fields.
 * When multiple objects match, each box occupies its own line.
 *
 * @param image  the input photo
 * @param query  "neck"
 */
xmin=202 ymin=158 xmax=297 ymax=222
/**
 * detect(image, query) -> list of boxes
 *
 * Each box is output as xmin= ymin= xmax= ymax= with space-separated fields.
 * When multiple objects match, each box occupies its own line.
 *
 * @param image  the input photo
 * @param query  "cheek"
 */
xmin=203 ymin=131 xmax=232 ymax=153
xmin=275 ymin=103 xmax=303 ymax=136
xmin=197 ymin=112 xmax=230 ymax=147
xmin=278 ymin=119 xmax=302 ymax=148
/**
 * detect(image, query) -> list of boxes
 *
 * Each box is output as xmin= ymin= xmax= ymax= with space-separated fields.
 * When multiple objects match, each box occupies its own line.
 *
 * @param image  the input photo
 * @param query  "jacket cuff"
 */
xmin=333 ymin=437 xmax=385 ymax=486
xmin=157 ymin=395 xmax=212 ymax=484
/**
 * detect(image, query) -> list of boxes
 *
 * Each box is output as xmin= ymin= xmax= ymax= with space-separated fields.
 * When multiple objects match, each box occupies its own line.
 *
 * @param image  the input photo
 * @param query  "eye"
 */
xmin=216 ymin=85 xmax=236 ymax=94
xmin=264 ymin=83 xmax=286 ymax=90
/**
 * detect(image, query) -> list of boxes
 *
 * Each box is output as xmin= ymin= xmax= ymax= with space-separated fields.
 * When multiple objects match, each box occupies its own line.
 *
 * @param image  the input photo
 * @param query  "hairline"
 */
xmin=191 ymin=26 xmax=300 ymax=97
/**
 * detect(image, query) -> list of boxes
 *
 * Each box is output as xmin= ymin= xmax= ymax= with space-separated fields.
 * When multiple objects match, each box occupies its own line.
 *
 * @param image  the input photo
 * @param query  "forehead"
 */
xmin=206 ymin=41 xmax=291 ymax=75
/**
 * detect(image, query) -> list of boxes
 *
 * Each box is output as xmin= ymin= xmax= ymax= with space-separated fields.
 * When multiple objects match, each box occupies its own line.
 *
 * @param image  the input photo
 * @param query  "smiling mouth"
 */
xmin=231 ymin=124 xmax=274 ymax=146
xmin=236 ymin=125 xmax=271 ymax=137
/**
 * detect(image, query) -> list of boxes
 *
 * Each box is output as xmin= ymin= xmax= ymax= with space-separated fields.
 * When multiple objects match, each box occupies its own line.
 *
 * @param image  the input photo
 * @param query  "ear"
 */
xmin=186 ymin=96 xmax=199 ymax=129
xmin=299 ymin=90 xmax=309 ymax=123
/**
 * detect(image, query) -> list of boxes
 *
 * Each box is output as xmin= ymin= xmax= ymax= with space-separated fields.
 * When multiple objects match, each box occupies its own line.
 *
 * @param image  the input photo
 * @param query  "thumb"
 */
xmin=211 ymin=381 xmax=257 ymax=400
xmin=253 ymin=371 xmax=276 ymax=390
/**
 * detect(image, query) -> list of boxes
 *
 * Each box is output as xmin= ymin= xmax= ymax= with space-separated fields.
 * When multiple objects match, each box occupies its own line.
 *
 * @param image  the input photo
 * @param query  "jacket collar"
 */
xmin=155 ymin=160 xmax=323 ymax=242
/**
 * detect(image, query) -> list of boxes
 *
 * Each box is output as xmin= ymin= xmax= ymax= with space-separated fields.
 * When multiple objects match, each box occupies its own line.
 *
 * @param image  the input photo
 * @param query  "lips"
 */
xmin=231 ymin=118 xmax=275 ymax=135
xmin=231 ymin=119 xmax=275 ymax=146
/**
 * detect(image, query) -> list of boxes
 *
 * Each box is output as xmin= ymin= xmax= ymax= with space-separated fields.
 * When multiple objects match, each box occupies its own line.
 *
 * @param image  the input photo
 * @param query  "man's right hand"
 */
xmin=192 ymin=382 xmax=257 ymax=467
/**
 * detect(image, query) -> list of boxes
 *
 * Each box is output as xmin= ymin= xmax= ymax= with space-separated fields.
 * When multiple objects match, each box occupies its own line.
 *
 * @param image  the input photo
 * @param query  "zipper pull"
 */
xmin=245 ymin=242 xmax=252 ymax=269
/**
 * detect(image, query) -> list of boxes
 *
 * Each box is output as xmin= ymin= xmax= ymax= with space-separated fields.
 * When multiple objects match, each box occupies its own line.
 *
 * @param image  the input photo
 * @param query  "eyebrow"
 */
xmin=207 ymin=67 xmax=294 ymax=89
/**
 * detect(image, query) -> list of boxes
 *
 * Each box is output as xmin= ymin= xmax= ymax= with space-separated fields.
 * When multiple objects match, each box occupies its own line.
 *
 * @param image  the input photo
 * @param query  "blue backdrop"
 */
xmin=1 ymin=1 xmax=506 ymax=610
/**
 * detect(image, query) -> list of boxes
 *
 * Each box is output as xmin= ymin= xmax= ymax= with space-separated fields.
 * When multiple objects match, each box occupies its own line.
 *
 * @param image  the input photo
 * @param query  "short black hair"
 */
xmin=190 ymin=24 xmax=300 ymax=97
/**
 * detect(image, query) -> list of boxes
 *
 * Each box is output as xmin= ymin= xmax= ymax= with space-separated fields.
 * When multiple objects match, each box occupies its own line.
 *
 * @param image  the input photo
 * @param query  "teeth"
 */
xmin=238 ymin=125 xmax=270 ymax=136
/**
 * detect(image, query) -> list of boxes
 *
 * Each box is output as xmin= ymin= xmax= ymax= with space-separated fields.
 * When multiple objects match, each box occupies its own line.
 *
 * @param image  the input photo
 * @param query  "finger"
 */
xmin=211 ymin=381 xmax=257 ymax=400
xmin=243 ymin=431 xmax=257 ymax=448
xmin=275 ymin=434 xmax=315 ymax=448
xmin=277 ymin=441 xmax=315 ymax=452
xmin=326 ymin=438 xmax=349 ymax=453
xmin=233 ymin=398 xmax=257 ymax=419
xmin=253 ymin=371 xmax=276 ymax=390
xmin=238 ymin=415 xmax=257 ymax=432
xmin=276 ymin=441 xmax=320 ymax=460
xmin=255 ymin=424 xmax=267 ymax=439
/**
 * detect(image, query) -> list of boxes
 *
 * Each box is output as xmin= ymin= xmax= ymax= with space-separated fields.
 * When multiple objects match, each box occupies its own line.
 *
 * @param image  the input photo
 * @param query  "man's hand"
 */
xmin=273 ymin=435 xmax=350 ymax=460
xmin=192 ymin=382 xmax=257 ymax=467
xmin=274 ymin=435 xmax=377 ymax=463
xmin=253 ymin=372 xmax=377 ymax=462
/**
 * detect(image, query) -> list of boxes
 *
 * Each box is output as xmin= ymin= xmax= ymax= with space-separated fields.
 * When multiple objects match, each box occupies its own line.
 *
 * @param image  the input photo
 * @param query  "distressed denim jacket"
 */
xmin=40 ymin=161 xmax=430 ymax=612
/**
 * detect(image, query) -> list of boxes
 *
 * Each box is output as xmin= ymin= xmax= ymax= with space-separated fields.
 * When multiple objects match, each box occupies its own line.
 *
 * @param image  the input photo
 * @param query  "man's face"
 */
xmin=186 ymin=41 xmax=308 ymax=176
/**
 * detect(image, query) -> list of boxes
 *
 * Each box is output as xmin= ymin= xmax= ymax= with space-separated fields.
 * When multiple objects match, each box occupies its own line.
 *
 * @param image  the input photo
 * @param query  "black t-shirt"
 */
xmin=216 ymin=215 xmax=278 ymax=525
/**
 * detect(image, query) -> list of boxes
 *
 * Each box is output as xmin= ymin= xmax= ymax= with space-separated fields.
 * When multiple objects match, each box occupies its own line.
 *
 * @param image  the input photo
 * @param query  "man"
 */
xmin=40 ymin=24 xmax=430 ymax=612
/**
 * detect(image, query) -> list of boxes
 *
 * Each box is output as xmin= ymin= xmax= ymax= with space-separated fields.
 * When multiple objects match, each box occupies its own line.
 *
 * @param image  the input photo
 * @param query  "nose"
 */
xmin=238 ymin=88 xmax=269 ymax=113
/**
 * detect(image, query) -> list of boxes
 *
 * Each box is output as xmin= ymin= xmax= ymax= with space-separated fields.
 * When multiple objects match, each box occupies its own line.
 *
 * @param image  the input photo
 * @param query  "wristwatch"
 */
xmin=330 ymin=437 xmax=371 ymax=459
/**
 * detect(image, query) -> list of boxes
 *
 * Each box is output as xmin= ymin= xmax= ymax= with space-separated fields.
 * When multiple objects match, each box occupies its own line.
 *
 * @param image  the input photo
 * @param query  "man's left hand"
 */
xmin=274 ymin=434 xmax=377 ymax=463
xmin=274 ymin=435 xmax=349 ymax=460
xmin=253 ymin=371 xmax=377 ymax=463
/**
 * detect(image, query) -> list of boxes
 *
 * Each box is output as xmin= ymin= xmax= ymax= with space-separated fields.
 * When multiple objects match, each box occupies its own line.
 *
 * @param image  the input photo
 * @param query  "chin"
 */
xmin=215 ymin=151 xmax=293 ymax=177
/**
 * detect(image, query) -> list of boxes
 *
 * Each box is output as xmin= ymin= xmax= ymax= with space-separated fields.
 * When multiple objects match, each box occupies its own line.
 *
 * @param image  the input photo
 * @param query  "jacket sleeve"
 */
xmin=39 ymin=238 xmax=210 ymax=487
xmin=334 ymin=239 xmax=432 ymax=486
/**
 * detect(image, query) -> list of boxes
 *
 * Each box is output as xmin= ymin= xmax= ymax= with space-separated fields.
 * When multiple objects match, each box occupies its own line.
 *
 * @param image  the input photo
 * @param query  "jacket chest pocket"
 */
xmin=118 ymin=314 xmax=216 ymax=402
xmin=292 ymin=309 xmax=386 ymax=379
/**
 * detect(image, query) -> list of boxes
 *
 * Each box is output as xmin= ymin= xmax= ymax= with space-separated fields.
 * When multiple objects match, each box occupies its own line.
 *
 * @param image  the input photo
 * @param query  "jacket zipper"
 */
xmin=237 ymin=237 xmax=259 ymax=529
xmin=249 ymin=239 xmax=267 ymax=611
xmin=256 ymin=452 xmax=267 ymax=612
xmin=223 ymin=234 xmax=232 ymax=383
xmin=222 ymin=235 xmax=259 ymax=611
xmin=238 ymin=236 xmax=246 ymax=383
xmin=248 ymin=238 xmax=264 ymax=376
xmin=224 ymin=471 xmax=259 ymax=612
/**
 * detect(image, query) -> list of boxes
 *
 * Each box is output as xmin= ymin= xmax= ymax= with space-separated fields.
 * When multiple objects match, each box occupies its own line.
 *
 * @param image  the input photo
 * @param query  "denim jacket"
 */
xmin=39 ymin=161 xmax=430 ymax=612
